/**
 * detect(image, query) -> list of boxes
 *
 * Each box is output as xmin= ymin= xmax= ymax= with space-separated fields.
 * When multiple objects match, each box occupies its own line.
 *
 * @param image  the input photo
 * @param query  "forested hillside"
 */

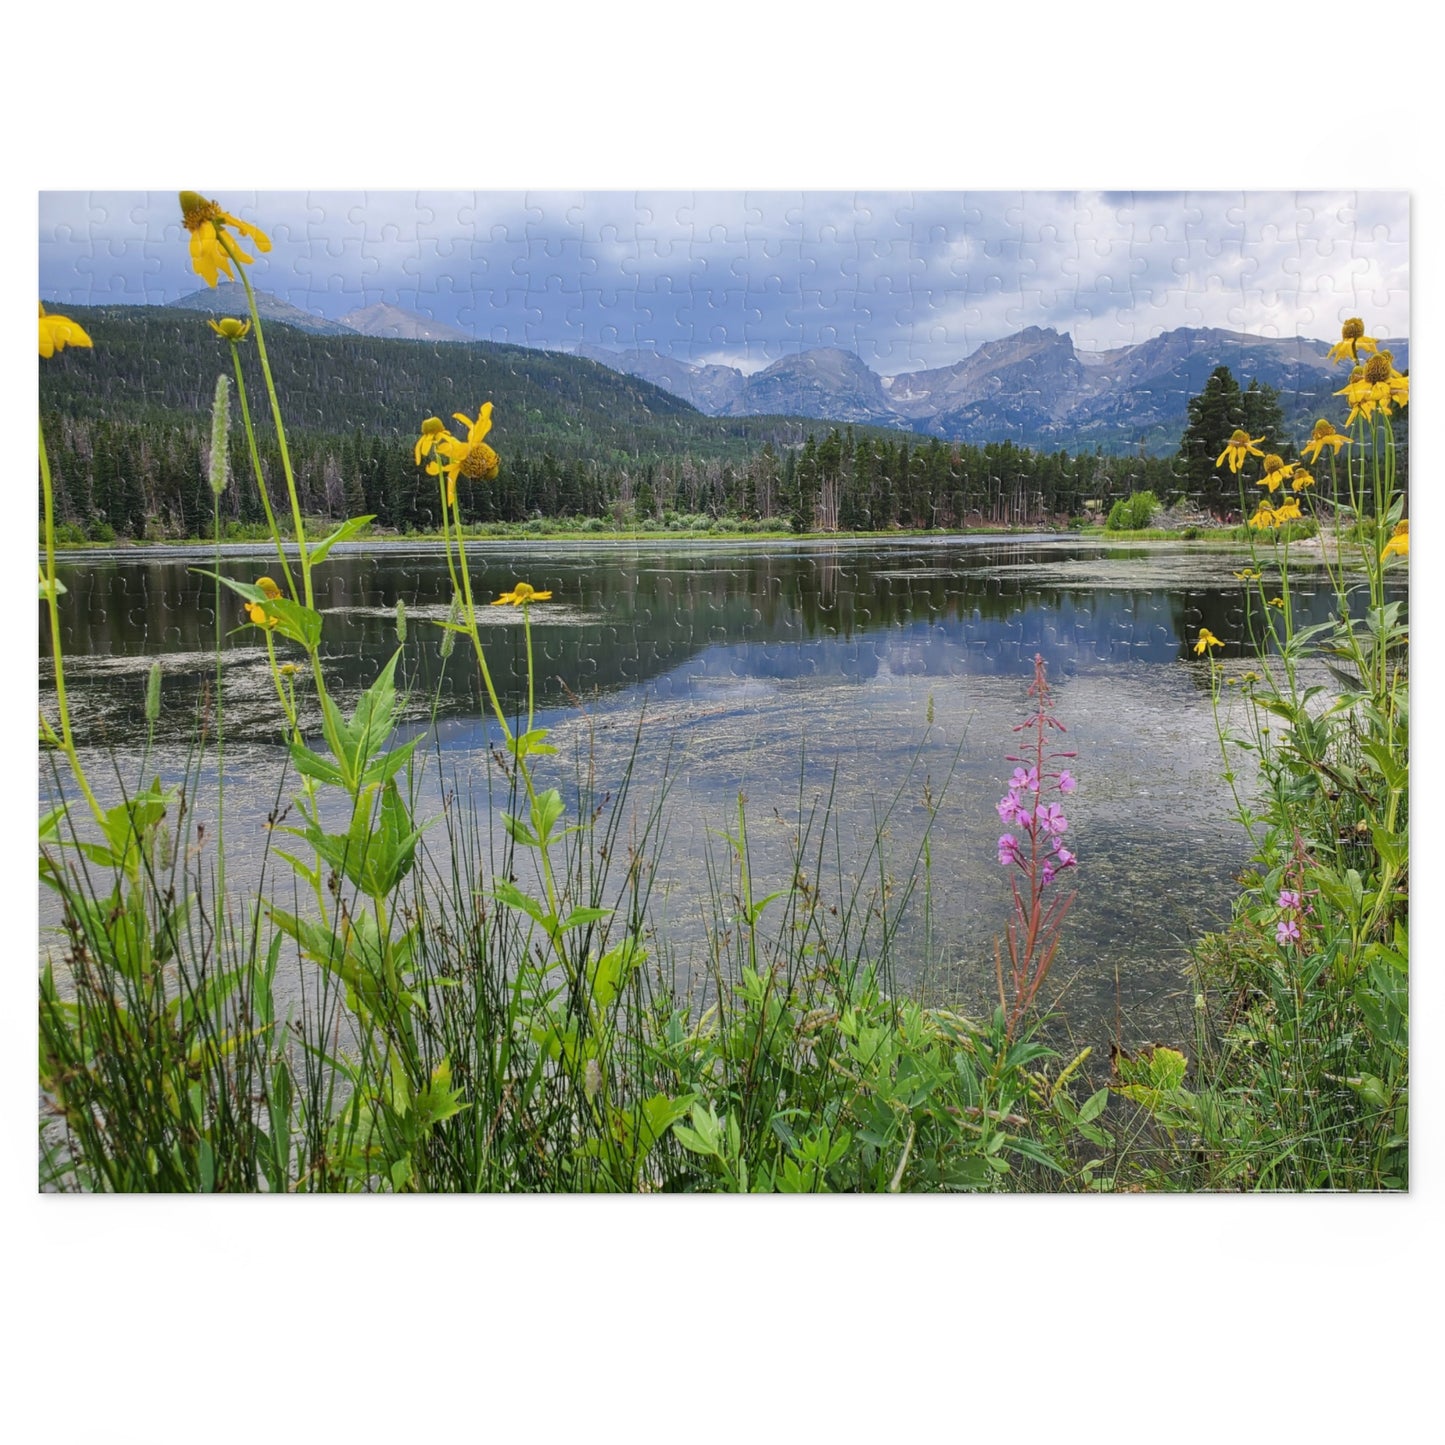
xmin=39 ymin=304 xmax=1179 ymax=539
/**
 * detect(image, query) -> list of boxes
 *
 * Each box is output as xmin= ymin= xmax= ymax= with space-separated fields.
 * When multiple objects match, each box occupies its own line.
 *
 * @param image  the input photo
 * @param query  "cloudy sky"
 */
xmin=39 ymin=189 xmax=1409 ymax=374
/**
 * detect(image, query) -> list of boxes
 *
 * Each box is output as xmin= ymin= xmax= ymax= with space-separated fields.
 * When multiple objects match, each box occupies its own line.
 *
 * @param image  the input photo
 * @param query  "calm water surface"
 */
xmin=40 ymin=536 xmax=1371 ymax=1049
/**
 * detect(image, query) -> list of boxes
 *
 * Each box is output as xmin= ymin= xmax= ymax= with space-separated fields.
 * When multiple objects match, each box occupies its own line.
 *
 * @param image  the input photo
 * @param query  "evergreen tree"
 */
xmin=1241 ymin=379 xmax=1287 ymax=456
xmin=1175 ymin=365 xmax=1246 ymax=510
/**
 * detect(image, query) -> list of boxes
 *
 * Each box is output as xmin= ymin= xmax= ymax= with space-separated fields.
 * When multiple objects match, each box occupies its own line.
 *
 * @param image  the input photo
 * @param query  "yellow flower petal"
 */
xmin=38 ymin=303 xmax=93 ymax=358
xmin=179 ymin=193 xmax=271 ymax=288
xmin=492 ymin=582 xmax=553 ymax=606
xmin=1382 ymin=519 xmax=1409 ymax=560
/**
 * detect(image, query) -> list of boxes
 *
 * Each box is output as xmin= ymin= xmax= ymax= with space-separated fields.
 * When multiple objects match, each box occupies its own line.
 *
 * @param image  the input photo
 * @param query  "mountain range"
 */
xmin=576 ymin=327 xmax=1410 ymax=454
xmin=164 ymin=288 xmax=1408 ymax=455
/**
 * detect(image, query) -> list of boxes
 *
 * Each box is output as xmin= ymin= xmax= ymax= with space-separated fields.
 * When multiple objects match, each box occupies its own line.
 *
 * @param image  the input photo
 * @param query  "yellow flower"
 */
xmin=1257 ymin=454 xmax=1295 ymax=493
xmin=1336 ymin=354 xmax=1408 ymax=426
xmin=279 ymin=661 xmax=300 ymax=676
xmin=492 ymin=582 xmax=553 ymax=607
xmin=1326 ymin=317 xmax=1379 ymax=365
xmin=1366 ymin=351 xmax=1409 ymax=411
xmin=38 ymin=303 xmax=93 ymax=358
xmin=246 ymin=576 xmax=283 ymax=628
xmin=414 ymin=416 xmax=448 ymax=467
xmin=1216 ymin=429 xmax=1266 ymax=474
xmin=1232 ymin=568 xmax=1261 ymax=581
xmin=427 ymin=401 xmax=501 ymax=507
xmin=1267 ymin=596 xmax=1286 ymax=610
xmin=1290 ymin=467 xmax=1315 ymax=493
xmin=1381 ymin=518 xmax=1408 ymax=561
xmin=1272 ymin=498 xmax=1303 ymax=524
xmin=1302 ymin=419 xmax=1350 ymax=464
xmin=179 ymin=191 xmax=272 ymax=288
xmin=1194 ymin=628 xmax=1224 ymax=655
xmin=208 ymin=317 xmax=251 ymax=342
xmin=1248 ymin=504 xmax=1278 ymax=531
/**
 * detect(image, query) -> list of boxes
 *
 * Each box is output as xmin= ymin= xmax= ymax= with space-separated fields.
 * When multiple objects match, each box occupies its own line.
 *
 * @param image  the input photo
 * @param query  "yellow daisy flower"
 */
xmin=428 ymin=401 xmax=501 ymax=507
xmin=1366 ymin=351 xmax=1409 ymax=411
xmin=1326 ymin=318 xmax=1379 ymax=365
xmin=38 ymin=303 xmax=93 ymax=358
xmin=1290 ymin=468 xmax=1315 ymax=493
xmin=1216 ymin=429 xmax=1266 ymax=474
xmin=1302 ymin=419 xmax=1351 ymax=464
xmin=179 ymin=191 xmax=272 ymax=288
xmin=208 ymin=317 xmax=251 ymax=341
xmin=1248 ymin=505 xmax=1278 ymax=531
xmin=492 ymin=582 xmax=553 ymax=607
xmin=246 ymin=575 xmax=283 ymax=628
xmin=1336 ymin=354 xmax=1408 ymax=426
xmin=1267 ymin=596 xmax=1285 ymax=610
xmin=1272 ymin=498 xmax=1303 ymax=524
xmin=1232 ymin=568 xmax=1261 ymax=581
xmin=1257 ymin=454 xmax=1296 ymax=493
xmin=1194 ymin=628 xmax=1224 ymax=655
xmin=414 ymin=416 xmax=449 ymax=467
xmin=1335 ymin=366 xmax=1376 ymax=426
xmin=1381 ymin=519 xmax=1408 ymax=561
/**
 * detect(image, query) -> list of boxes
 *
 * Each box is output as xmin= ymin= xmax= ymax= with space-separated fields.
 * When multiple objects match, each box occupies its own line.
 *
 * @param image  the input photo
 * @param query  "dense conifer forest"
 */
xmin=40 ymin=304 xmax=1185 ymax=539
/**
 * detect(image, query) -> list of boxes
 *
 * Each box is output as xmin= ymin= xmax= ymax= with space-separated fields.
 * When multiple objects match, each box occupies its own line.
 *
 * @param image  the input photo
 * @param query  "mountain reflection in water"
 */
xmin=41 ymin=537 xmax=1390 ymax=1050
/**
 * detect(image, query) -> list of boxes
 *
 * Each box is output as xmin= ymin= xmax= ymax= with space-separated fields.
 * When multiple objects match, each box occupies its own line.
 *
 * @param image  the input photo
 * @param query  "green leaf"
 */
xmin=1002 ymin=1134 xmax=1065 ymax=1173
xmin=530 ymin=788 xmax=565 ymax=844
xmin=491 ymin=878 xmax=551 ymax=929
xmin=1372 ymin=826 xmax=1406 ymax=874
xmin=289 ymin=741 xmax=345 ymax=787
xmin=672 ymin=1125 xmax=716 ymax=1158
xmin=501 ymin=812 xmax=540 ymax=848
xmin=584 ymin=935 xmax=639 ymax=1014
xmin=360 ymin=733 xmax=423 ymax=789
xmin=507 ymin=728 xmax=558 ymax=760
xmin=742 ymin=889 xmax=788 ymax=927
xmin=266 ymin=598 xmax=323 ymax=652
xmin=559 ymin=905 xmax=612 ymax=935
xmin=309 ymin=515 xmax=375 ymax=569
xmin=1077 ymin=1087 xmax=1109 ymax=1125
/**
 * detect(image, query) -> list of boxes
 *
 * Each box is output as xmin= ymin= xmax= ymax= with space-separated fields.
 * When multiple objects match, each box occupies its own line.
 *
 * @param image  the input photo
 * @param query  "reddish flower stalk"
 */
xmin=994 ymin=654 xmax=1079 ymax=1040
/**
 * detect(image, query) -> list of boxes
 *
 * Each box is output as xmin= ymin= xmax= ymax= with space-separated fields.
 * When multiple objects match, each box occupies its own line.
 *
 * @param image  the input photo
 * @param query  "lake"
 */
xmin=39 ymin=534 xmax=1367 ymax=1051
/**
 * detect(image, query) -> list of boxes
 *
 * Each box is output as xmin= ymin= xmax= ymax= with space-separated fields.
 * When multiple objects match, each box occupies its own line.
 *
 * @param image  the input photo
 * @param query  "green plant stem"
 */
xmin=227 ymin=341 xmax=295 ymax=598
xmin=39 ymin=419 xmax=104 ymax=826
xmin=213 ymin=488 xmax=226 ymax=898
xmin=226 ymin=237 xmax=312 ymax=611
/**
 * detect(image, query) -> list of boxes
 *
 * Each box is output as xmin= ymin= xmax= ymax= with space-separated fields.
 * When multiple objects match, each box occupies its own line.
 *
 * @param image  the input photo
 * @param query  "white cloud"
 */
xmin=39 ymin=190 xmax=1410 ymax=367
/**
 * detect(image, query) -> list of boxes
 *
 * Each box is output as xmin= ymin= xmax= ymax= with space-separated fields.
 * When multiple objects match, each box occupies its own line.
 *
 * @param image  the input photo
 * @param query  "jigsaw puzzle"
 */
xmin=37 ymin=190 xmax=1410 ymax=1195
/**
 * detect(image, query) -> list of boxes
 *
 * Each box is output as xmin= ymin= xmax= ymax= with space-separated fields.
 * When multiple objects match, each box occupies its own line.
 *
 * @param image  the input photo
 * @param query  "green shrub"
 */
xmin=1104 ymin=491 xmax=1160 ymax=532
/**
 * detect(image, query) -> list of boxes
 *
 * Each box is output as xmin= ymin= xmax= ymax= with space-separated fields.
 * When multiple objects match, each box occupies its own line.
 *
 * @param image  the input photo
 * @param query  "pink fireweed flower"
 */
xmin=1053 ymin=845 xmax=1076 ymax=869
xmin=998 ymin=834 xmax=1021 ymax=867
xmin=1277 ymin=889 xmax=1302 ymax=911
xmin=1276 ymin=918 xmax=1301 ymax=946
xmin=1036 ymin=803 xmax=1068 ymax=836
xmin=1041 ymin=860 xmax=1056 ymax=888
xmin=1057 ymin=770 xmax=1076 ymax=794
xmin=1010 ymin=766 xmax=1040 ymax=793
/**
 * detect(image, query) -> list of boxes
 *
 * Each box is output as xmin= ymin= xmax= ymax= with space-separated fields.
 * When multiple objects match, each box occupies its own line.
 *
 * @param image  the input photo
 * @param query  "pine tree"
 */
xmin=1175 ymin=365 xmax=1246 ymax=511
